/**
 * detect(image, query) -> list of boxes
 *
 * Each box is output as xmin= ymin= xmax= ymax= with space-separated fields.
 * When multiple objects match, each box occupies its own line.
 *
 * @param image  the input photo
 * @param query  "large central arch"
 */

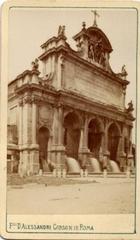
xmin=88 ymin=118 xmax=103 ymax=159
xmin=64 ymin=112 xmax=81 ymax=160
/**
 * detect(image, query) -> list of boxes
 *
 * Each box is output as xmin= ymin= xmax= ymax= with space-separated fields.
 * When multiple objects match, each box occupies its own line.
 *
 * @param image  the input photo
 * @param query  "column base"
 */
xmin=78 ymin=147 xmax=90 ymax=169
xmin=102 ymin=151 xmax=110 ymax=170
xmin=29 ymin=149 xmax=40 ymax=175
xmin=50 ymin=145 xmax=66 ymax=176
xmin=18 ymin=150 xmax=30 ymax=177
xmin=127 ymin=154 xmax=134 ymax=172
xmin=119 ymin=151 xmax=126 ymax=172
xmin=18 ymin=146 xmax=39 ymax=177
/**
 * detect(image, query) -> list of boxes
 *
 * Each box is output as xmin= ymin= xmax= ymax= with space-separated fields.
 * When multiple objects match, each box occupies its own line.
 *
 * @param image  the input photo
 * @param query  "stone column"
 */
xmin=79 ymin=127 xmax=84 ymax=149
xmin=51 ymin=105 xmax=65 ymax=176
xmin=127 ymin=126 xmax=134 ymax=172
xmin=102 ymin=123 xmax=110 ymax=170
xmin=79 ymin=115 xmax=90 ymax=168
xmin=47 ymin=137 xmax=52 ymax=161
xmin=29 ymin=98 xmax=39 ymax=174
xmin=58 ymin=106 xmax=66 ymax=174
xmin=18 ymin=98 xmax=23 ymax=146
xmin=52 ymin=107 xmax=59 ymax=146
xmin=58 ymin=106 xmax=63 ymax=145
xmin=18 ymin=94 xmax=32 ymax=177
xmin=22 ymin=98 xmax=30 ymax=145
xmin=18 ymin=98 xmax=23 ymax=176
xmin=98 ymin=132 xmax=104 ymax=163
xmin=32 ymin=101 xmax=37 ymax=144
xmin=57 ymin=54 xmax=65 ymax=90
xmin=118 ymin=126 xmax=126 ymax=171
xmin=83 ymin=116 xmax=89 ymax=149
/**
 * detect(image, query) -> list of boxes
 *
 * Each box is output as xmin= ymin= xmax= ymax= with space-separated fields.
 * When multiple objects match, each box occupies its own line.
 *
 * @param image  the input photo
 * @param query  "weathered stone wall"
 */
xmin=38 ymin=104 xmax=54 ymax=129
xmin=7 ymin=125 xmax=18 ymax=144
xmin=8 ymin=81 xmax=17 ymax=95
xmin=8 ymin=96 xmax=19 ymax=134
xmin=63 ymin=59 xmax=124 ymax=109
xmin=8 ymin=104 xmax=18 ymax=125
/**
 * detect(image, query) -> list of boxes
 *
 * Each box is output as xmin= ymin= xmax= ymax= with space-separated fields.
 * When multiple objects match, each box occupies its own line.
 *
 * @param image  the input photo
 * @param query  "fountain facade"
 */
xmin=7 ymin=13 xmax=135 ymax=176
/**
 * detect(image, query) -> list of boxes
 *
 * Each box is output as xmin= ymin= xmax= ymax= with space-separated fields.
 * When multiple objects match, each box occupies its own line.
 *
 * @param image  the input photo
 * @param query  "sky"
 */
xmin=8 ymin=7 xmax=137 ymax=141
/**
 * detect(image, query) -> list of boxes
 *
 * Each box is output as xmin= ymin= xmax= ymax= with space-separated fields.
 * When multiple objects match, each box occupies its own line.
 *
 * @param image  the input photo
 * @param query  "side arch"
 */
xmin=87 ymin=117 xmax=104 ymax=158
xmin=63 ymin=110 xmax=83 ymax=128
xmin=106 ymin=121 xmax=121 ymax=137
xmin=107 ymin=122 xmax=121 ymax=161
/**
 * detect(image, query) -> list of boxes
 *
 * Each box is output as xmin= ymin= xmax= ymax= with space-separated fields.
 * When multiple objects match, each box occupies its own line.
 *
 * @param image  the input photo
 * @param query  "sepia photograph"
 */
xmin=7 ymin=7 xmax=136 ymax=215
xmin=1 ymin=1 xmax=139 ymax=238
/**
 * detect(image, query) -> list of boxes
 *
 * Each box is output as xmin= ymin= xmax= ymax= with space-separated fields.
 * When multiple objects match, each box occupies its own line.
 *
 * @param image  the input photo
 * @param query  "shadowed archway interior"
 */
xmin=64 ymin=112 xmax=81 ymax=160
xmin=88 ymin=119 xmax=102 ymax=159
xmin=108 ymin=123 xmax=120 ymax=161
xmin=38 ymin=126 xmax=50 ymax=170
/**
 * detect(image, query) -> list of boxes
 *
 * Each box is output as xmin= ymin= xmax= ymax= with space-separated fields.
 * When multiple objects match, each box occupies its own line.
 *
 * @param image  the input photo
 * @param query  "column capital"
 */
xmin=31 ymin=95 xmax=39 ymax=104
xmin=56 ymin=102 xmax=64 ymax=109
xmin=23 ymin=95 xmax=32 ymax=105
xmin=18 ymin=98 xmax=23 ymax=106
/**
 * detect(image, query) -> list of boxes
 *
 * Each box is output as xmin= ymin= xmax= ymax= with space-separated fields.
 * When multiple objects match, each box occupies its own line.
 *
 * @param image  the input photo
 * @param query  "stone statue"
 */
xmin=127 ymin=100 xmax=134 ymax=113
xmin=58 ymin=25 xmax=65 ymax=36
xmin=99 ymin=50 xmax=106 ymax=66
xmin=94 ymin=38 xmax=102 ymax=62
xmin=121 ymin=65 xmax=128 ymax=77
xmin=31 ymin=58 xmax=39 ymax=70
xmin=88 ymin=38 xmax=106 ymax=67
xmin=88 ymin=43 xmax=94 ymax=60
xmin=116 ymin=65 xmax=128 ymax=79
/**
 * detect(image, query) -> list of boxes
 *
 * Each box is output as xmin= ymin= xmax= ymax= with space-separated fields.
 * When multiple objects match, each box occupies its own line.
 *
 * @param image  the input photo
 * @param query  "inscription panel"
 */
xmin=64 ymin=59 xmax=124 ymax=109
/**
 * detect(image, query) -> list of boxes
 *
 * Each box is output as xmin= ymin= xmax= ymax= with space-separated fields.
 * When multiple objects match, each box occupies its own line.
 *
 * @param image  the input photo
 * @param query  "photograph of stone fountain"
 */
xmin=7 ymin=8 xmax=136 ymax=215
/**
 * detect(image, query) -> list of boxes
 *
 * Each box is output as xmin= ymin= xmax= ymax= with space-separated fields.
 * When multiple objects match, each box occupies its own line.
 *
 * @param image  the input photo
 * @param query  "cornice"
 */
xmin=41 ymin=35 xmax=67 ymax=49
xmin=8 ymin=70 xmax=40 ymax=87
xmin=57 ymin=89 xmax=127 ymax=121
xmin=15 ymin=83 xmax=57 ymax=96
xmin=9 ymin=82 xmax=134 ymax=125
xmin=38 ymin=45 xmax=69 ymax=60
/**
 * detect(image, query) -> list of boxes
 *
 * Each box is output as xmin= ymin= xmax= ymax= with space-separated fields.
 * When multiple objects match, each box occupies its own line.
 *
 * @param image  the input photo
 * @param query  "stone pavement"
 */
xmin=7 ymin=177 xmax=135 ymax=215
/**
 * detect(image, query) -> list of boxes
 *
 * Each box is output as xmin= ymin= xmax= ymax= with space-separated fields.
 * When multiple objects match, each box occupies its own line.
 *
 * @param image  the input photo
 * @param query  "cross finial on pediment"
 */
xmin=91 ymin=10 xmax=100 ymax=27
